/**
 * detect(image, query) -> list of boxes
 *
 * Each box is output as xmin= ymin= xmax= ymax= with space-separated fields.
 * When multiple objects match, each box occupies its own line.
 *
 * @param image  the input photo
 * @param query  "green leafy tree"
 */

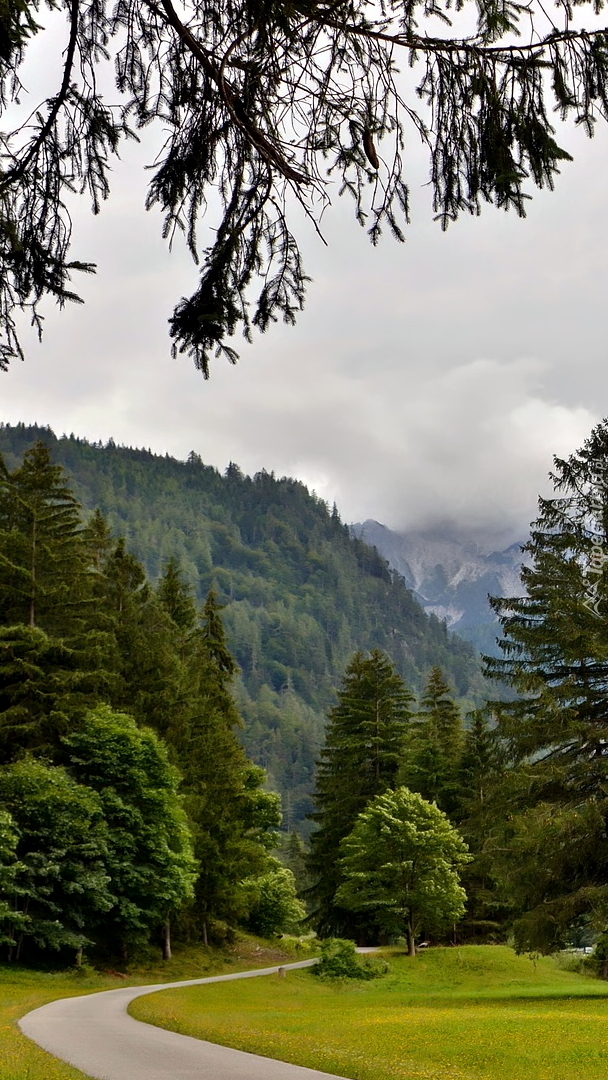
xmin=0 ymin=808 xmax=27 ymax=948
xmin=242 ymin=862 xmax=305 ymax=938
xmin=402 ymin=666 xmax=464 ymax=816
xmin=1 ymin=0 xmax=605 ymax=371
xmin=0 ymin=758 xmax=114 ymax=961
xmin=336 ymin=787 xmax=470 ymax=955
xmin=309 ymin=650 xmax=413 ymax=937
xmin=485 ymin=420 xmax=608 ymax=953
xmin=62 ymin=705 xmax=196 ymax=959
xmin=311 ymin=937 xmax=385 ymax=980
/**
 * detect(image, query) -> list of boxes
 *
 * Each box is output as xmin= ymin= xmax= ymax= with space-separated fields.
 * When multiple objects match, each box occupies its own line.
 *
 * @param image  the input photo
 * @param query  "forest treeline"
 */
xmin=308 ymin=420 xmax=608 ymax=963
xmin=0 ymin=441 xmax=306 ymax=962
xmin=2 ymin=421 xmax=608 ymax=964
xmin=0 ymin=424 xmax=488 ymax=832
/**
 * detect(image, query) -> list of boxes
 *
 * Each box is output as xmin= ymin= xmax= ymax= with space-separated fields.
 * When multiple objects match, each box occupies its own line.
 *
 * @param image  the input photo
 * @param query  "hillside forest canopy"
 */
xmin=1 ymin=422 xmax=608 ymax=965
xmin=0 ymin=423 xmax=486 ymax=837
xmin=2 ymin=0 xmax=608 ymax=371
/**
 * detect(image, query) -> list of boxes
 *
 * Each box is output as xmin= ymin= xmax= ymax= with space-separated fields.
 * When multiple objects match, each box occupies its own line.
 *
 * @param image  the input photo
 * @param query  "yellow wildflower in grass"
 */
xmin=132 ymin=946 xmax=608 ymax=1080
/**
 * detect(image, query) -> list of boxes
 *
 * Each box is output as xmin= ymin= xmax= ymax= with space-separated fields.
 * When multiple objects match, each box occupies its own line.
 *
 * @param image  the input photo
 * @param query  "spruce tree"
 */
xmin=0 ymin=443 xmax=90 ymax=635
xmin=158 ymin=582 xmax=281 ymax=940
xmin=485 ymin=420 xmax=608 ymax=952
xmin=157 ymin=557 xmax=198 ymax=637
xmin=455 ymin=709 xmax=509 ymax=941
xmin=3 ymin=0 xmax=607 ymax=373
xmin=308 ymin=649 xmax=413 ymax=938
xmin=402 ymin=666 xmax=464 ymax=817
xmin=0 ymin=625 xmax=98 ymax=761
xmin=99 ymin=539 xmax=183 ymax=737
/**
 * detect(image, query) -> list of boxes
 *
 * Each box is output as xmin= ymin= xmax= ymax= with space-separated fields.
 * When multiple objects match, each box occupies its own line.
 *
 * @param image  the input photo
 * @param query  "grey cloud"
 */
xmin=3 ymin=41 xmax=608 ymax=542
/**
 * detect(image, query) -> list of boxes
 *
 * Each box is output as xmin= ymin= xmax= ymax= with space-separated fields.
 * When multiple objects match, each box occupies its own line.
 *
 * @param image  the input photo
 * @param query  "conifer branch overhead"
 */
xmin=1 ymin=0 xmax=608 ymax=372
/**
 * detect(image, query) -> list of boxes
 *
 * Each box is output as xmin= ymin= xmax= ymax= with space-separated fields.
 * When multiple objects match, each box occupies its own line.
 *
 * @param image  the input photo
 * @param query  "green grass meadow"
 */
xmin=0 ymin=938 xmax=297 ymax=1080
xmin=131 ymin=945 xmax=608 ymax=1080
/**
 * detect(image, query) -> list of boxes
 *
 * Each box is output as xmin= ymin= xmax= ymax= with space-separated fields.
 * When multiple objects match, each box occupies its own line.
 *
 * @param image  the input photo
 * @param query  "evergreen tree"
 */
xmin=2 ymin=0 xmax=606 ymax=372
xmin=0 ymin=444 xmax=90 ymax=634
xmin=157 ymin=557 xmax=198 ymax=636
xmin=280 ymin=831 xmax=312 ymax=899
xmin=100 ymin=539 xmax=183 ymax=737
xmin=402 ymin=666 xmax=464 ymax=816
xmin=158 ymin=585 xmax=281 ymax=940
xmin=456 ymin=709 xmax=509 ymax=941
xmin=308 ymin=650 xmax=413 ymax=938
xmin=485 ymin=420 xmax=608 ymax=952
xmin=0 ymin=625 xmax=100 ymax=761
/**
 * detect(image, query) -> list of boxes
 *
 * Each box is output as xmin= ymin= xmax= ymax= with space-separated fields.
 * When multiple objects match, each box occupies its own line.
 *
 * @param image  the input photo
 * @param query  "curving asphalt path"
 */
xmin=19 ymin=959 xmax=354 ymax=1080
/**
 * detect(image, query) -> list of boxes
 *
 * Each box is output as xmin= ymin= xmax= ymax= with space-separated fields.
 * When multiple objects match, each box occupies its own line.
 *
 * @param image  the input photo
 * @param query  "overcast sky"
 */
xmin=3 ymin=23 xmax=607 ymax=547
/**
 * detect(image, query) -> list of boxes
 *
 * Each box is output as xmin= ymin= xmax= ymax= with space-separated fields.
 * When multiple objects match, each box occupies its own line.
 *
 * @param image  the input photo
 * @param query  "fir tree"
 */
xmin=0 ymin=625 xmax=99 ymax=761
xmin=402 ymin=666 xmax=464 ymax=817
xmin=0 ymin=443 xmax=90 ymax=634
xmin=157 ymin=558 xmax=198 ymax=636
xmin=308 ymin=650 xmax=413 ymax=938
xmin=162 ymin=586 xmax=281 ymax=940
xmin=485 ymin=420 xmax=608 ymax=952
xmin=456 ymin=709 xmax=509 ymax=941
xmin=101 ymin=539 xmax=183 ymax=737
xmin=1 ymin=0 xmax=605 ymax=371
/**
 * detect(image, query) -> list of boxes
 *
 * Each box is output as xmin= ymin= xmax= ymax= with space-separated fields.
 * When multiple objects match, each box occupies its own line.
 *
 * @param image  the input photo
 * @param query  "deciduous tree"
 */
xmin=0 ymin=758 xmax=114 ymax=961
xmin=336 ymin=786 xmax=470 ymax=955
xmin=63 ymin=705 xmax=196 ymax=959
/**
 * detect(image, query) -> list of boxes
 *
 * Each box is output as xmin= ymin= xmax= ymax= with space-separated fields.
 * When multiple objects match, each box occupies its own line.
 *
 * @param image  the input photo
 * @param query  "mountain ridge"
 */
xmin=0 ymin=423 xmax=490 ymax=832
xmin=351 ymin=519 xmax=528 ymax=656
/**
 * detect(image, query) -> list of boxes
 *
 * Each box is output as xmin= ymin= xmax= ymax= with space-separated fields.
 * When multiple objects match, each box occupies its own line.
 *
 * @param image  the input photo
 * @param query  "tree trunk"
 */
xmin=29 ymin=515 xmax=37 ymax=628
xmin=202 ymin=919 xmax=208 ymax=947
xmin=406 ymin=916 xmax=416 ymax=957
xmin=162 ymin=917 xmax=172 ymax=961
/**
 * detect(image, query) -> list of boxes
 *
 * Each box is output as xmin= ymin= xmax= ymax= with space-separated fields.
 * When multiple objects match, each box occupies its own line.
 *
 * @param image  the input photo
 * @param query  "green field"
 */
xmin=131 ymin=945 xmax=608 ymax=1080
xmin=0 ymin=938 xmax=297 ymax=1080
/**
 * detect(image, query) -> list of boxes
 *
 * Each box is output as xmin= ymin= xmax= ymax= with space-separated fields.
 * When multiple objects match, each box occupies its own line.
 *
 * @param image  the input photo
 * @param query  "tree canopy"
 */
xmin=336 ymin=786 xmax=470 ymax=955
xmin=308 ymin=649 xmax=413 ymax=937
xmin=2 ymin=0 xmax=607 ymax=371
xmin=485 ymin=420 xmax=608 ymax=953
xmin=0 ymin=439 xmax=301 ymax=959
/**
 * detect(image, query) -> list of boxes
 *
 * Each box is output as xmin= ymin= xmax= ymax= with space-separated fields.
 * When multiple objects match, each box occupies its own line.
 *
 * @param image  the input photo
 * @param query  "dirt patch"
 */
xmin=228 ymin=941 xmax=293 ymax=965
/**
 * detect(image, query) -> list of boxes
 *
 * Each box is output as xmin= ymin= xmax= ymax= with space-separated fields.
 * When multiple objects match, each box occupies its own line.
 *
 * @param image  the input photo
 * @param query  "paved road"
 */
xmin=19 ymin=959 xmax=354 ymax=1080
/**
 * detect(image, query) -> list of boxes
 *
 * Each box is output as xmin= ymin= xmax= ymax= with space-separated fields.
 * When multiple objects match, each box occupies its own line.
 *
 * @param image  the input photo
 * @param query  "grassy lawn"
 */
xmin=0 ymin=937 xmax=300 ymax=1080
xmin=131 ymin=945 xmax=608 ymax=1080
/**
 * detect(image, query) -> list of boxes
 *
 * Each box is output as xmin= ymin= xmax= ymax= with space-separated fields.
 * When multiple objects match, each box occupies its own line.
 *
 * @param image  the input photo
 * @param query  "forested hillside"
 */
xmin=0 ymin=424 xmax=487 ymax=831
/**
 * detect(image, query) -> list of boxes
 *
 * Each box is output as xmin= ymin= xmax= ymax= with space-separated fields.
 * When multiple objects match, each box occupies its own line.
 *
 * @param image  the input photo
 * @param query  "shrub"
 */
xmin=312 ymin=938 xmax=388 ymax=980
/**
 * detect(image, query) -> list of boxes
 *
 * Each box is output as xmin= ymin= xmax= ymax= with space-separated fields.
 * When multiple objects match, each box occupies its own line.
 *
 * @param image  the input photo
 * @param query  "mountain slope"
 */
xmin=0 ymin=425 xmax=489 ymax=831
xmin=352 ymin=520 xmax=528 ymax=655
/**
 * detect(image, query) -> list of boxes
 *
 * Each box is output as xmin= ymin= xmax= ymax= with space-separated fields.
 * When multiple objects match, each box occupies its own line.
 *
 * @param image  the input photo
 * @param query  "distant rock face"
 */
xmin=351 ymin=520 xmax=529 ymax=655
